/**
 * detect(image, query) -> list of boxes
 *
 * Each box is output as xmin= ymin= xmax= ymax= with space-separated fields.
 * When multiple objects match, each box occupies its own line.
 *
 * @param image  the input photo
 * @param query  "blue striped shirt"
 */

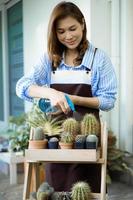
xmin=16 ymin=43 xmax=117 ymax=111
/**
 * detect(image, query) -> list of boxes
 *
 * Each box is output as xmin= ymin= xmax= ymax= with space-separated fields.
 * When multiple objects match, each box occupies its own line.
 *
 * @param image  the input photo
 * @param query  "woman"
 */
xmin=16 ymin=1 xmax=117 ymax=192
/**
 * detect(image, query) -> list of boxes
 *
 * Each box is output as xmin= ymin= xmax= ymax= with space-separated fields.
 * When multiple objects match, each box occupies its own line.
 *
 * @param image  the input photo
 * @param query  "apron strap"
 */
xmin=86 ymin=48 xmax=97 ymax=73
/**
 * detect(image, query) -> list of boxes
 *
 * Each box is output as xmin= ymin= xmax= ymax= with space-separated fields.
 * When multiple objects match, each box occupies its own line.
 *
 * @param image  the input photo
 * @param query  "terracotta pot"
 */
xmin=59 ymin=142 xmax=73 ymax=149
xmin=28 ymin=139 xmax=48 ymax=149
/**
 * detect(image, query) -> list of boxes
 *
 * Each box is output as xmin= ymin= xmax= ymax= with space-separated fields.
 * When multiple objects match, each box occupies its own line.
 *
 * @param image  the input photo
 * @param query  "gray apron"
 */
xmin=45 ymin=48 xmax=101 ymax=192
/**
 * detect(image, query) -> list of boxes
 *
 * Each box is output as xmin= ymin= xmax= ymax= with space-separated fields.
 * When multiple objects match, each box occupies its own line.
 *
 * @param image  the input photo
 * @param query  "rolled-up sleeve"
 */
xmin=92 ymin=50 xmax=117 ymax=111
xmin=16 ymin=54 xmax=50 ymax=102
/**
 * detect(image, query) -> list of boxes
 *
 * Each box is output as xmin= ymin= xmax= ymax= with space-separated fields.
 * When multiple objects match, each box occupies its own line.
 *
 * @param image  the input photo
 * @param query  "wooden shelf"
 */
xmin=25 ymin=148 xmax=100 ymax=163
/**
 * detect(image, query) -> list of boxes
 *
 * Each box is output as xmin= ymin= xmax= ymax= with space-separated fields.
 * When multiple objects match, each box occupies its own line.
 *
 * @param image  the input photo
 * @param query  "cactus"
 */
xmin=81 ymin=114 xmax=100 ymax=136
xmin=60 ymin=132 xmax=74 ymax=143
xmin=74 ymin=135 xmax=86 ymax=149
xmin=75 ymin=135 xmax=86 ymax=143
xmin=49 ymin=137 xmax=59 ymax=142
xmin=37 ymin=182 xmax=54 ymax=200
xmin=71 ymin=181 xmax=92 ymax=200
xmin=63 ymin=118 xmax=79 ymax=137
xmin=86 ymin=134 xmax=98 ymax=149
xmin=33 ymin=127 xmax=45 ymax=140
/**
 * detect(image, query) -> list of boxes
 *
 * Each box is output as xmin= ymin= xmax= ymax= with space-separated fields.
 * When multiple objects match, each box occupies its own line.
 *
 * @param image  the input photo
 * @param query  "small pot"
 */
xmin=28 ymin=139 xmax=48 ymax=149
xmin=59 ymin=142 xmax=73 ymax=149
xmin=48 ymin=141 xmax=59 ymax=149
xmin=74 ymin=141 xmax=85 ymax=149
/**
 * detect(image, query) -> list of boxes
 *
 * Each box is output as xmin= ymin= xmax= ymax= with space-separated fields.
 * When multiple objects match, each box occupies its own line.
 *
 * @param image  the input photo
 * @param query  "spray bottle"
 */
xmin=38 ymin=94 xmax=75 ymax=113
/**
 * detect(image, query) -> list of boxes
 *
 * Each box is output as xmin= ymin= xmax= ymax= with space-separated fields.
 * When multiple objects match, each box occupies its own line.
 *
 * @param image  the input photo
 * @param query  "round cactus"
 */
xmin=71 ymin=181 xmax=91 ymax=200
xmin=37 ymin=182 xmax=54 ymax=200
xmin=62 ymin=118 xmax=79 ymax=137
xmin=81 ymin=114 xmax=100 ymax=136
xmin=60 ymin=132 xmax=74 ymax=143
xmin=33 ymin=127 xmax=45 ymax=140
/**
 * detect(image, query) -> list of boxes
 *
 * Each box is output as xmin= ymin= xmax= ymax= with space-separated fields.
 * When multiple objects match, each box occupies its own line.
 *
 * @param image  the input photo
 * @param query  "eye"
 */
xmin=57 ymin=29 xmax=65 ymax=34
xmin=70 ymin=28 xmax=76 ymax=31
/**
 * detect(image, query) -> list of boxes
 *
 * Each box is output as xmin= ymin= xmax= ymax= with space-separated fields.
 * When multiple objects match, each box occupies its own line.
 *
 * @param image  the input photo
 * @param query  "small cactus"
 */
xmin=37 ymin=182 xmax=54 ymax=200
xmin=74 ymin=135 xmax=86 ymax=149
xmin=81 ymin=114 xmax=100 ymax=136
xmin=63 ymin=118 xmax=79 ymax=137
xmin=75 ymin=135 xmax=86 ymax=143
xmin=49 ymin=137 xmax=59 ymax=142
xmin=86 ymin=134 xmax=98 ymax=149
xmin=60 ymin=132 xmax=74 ymax=143
xmin=71 ymin=181 xmax=92 ymax=200
xmin=33 ymin=127 xmax=45 ymax=140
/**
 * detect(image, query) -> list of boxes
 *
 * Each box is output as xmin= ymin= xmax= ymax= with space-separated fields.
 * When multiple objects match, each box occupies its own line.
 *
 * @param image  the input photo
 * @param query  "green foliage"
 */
xmin=71 ymin=181 xmax=91 ymax=200
xmin=28 ymin=104 xmax=63 ymax=136
xmin=9 ymin=113 xmax=30 ymax=154
xmin=81 ymin=114 xmax=100 ymax=136
xmin=107 ymin=131 xmax=133 ymax=184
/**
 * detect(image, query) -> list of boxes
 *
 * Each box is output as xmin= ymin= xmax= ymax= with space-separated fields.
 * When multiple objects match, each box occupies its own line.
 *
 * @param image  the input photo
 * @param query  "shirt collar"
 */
xmin=60 ymin=42 xmax=96 ymax=69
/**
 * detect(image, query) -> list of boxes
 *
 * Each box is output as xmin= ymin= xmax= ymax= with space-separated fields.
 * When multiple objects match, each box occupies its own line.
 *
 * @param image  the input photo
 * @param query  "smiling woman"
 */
xmin=16 ymin=1 xmax=117 ymax=193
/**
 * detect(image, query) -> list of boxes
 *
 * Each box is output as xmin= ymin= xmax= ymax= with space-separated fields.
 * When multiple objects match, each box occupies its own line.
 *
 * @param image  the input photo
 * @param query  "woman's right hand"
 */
xmin=49 ymin=89 xmax=71 ymax=114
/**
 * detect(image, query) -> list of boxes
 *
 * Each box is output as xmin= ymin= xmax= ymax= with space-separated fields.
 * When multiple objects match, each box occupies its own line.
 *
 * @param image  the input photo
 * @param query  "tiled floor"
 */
xmin=0 ymin=172 xmax=133 ymax=200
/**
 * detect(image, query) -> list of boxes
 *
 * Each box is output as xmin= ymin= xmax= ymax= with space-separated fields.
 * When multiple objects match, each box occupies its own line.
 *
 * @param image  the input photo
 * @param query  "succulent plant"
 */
xmin=51 ymin=192 xmax=71 ymax=200
xmin=75 ymin=135 xmax=86 ymax=143
xmin=37 ymin=182 xmax=54 ymax=200
xmin=71 ymin=181 xmax=92 ymax=200
xmin=86 ymin=134 xmax=98 ymax=149
xmin=27 ymin=104 xmax=63 ymax=136
xmin=81 ymin=114 xmax=100 ymax=136
xmin=33 ymin=127 xmax=45 ymax=140
xmin=49 ymin=137 xmax=59 ymax=142
xmin=62 ymin=118 xmax=79 ymax=137
xmin=60 ymin=132 xmax=74 ymax=143
xmin=74 ymin=134 xmax=86 ymax=149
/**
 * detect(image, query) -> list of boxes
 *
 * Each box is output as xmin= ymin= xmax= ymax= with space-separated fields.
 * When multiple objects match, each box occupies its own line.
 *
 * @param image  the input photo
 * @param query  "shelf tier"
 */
xmin=25 ymin=148 xmax=102 ymax=163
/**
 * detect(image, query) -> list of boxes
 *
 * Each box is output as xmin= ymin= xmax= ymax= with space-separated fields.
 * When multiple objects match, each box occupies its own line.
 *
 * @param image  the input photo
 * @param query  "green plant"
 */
xmin=37 ymin=182 xmax=54 ymax=200
xmin=9 ymin=114 xmax=30 ymax=154
xmin=107 ymin=130 xmax=133 ymax=184
xmin=75 ymin=135 xmax=86 ymax=143
xmin=71 ymin=181 xmax=92 ymax=200
xmin=33 ymin=127 xmax=45 ymax=140
xmin=62 ymin=118 xmax=79 ymax=137
xmin=28 ymin=104 xmax=63 ymax=136
xmin=60 ymin=132 xmax=74 ymax=143
xmin=81 ymin=114 xmax=100 ymax=136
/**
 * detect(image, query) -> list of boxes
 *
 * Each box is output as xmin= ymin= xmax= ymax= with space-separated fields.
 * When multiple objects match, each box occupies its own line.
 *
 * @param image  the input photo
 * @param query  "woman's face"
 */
xmin=56 ymin=16 xmax=84 ymax=50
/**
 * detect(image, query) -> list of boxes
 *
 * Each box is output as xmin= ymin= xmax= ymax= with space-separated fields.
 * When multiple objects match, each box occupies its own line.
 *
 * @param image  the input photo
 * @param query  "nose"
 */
xmin=65 ymin=31 xmax=73 ymax=40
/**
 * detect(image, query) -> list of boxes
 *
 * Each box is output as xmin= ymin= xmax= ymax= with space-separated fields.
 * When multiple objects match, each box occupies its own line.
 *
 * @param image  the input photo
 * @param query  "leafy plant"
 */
xmin=9 ymin=114 xmax=30 ymax=154
xmin=107 ymin=130 xmax=133 ymax=183
xmin=27 ymin=104 xmax=63 ymax=136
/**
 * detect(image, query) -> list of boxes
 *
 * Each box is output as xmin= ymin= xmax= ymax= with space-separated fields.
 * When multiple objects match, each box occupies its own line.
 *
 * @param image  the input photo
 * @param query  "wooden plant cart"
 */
xmin=23 ymin=122 xmax=108 ymax=200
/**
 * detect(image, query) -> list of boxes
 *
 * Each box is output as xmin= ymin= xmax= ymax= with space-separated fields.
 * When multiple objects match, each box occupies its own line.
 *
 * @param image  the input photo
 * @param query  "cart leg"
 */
xmin=23 ymin=162 xmax=32 ymax=200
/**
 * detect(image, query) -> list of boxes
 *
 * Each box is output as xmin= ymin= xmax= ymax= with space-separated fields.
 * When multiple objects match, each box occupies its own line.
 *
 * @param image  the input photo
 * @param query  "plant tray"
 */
xmin=25 ymin=148 xmax=100 ymax=163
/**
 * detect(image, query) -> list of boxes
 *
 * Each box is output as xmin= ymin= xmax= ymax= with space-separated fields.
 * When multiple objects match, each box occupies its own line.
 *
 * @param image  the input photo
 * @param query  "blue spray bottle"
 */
xmin=38 ymin=94 xmax=75 ymax=113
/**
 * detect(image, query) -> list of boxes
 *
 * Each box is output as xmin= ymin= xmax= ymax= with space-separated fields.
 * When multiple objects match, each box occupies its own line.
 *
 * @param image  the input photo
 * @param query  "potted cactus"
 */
xmin=36 ymin=182 xmax=54 ymax=200
xmin=28 ymin=127 xmax=48 ymax=149
xmin=86 ymin=134 xmax=98 ymax=149
xmin=81 ymin=114 xmax=100 ymax=148
xmin=48 ymin=137 xmax=59 ymax=149
xmin=62 ymin=117 xmax=79 ymax=138
xmin=74 ymin=134 xmax=86 ymax=149
xmin=59 ymin=132 xmax=74 ymax=149
xmin=71 ymin=181 xmax=92 ymax=200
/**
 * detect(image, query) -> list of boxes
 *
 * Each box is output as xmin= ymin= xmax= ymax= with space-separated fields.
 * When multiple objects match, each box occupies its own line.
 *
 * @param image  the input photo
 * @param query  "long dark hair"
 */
xmin=47 ymin=1 xmax=88 ymax=68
